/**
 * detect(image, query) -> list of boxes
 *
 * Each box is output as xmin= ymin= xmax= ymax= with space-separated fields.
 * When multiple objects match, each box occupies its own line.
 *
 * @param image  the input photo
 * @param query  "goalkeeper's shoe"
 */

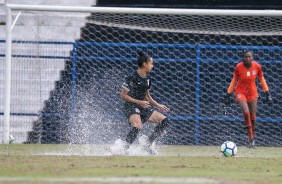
xmin=138 ymin=135 xmax=157 ymax=155
xmin=246 ymin=139 xmax=255 ymax=148
xmin=109 ymin=139 xmax=129 ymax=156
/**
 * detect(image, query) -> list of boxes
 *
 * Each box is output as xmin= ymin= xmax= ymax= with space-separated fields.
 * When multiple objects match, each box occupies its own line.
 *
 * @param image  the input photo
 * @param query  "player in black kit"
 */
xmin=110 ymin=51 xmax=170 ymax=155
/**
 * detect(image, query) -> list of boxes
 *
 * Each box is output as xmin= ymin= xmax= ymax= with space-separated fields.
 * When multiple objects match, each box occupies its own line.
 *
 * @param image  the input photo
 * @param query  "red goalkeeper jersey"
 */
xmin=234 ymin=61 xmax=263 ymax=96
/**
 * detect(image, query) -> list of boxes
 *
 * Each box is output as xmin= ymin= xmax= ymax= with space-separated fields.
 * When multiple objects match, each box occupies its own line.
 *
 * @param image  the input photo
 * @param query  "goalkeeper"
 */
xmin=110 ymin=51 xmax=170 ymax=155
xmin=224 ymin=50 xmax=273 ymax=148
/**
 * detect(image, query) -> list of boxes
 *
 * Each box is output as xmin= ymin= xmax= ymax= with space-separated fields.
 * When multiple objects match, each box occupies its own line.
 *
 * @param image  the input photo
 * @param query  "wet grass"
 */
xmin=0 ymin=144 xmax=281 ymax=184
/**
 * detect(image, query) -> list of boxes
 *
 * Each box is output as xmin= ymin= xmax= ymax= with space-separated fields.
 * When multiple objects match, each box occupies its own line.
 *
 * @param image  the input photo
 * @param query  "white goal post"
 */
xmin=3 ymin=4 xmax=282 ymax=144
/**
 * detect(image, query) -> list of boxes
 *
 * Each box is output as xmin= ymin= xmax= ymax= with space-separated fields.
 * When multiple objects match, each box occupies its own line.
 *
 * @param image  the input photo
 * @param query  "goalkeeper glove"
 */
xmin=264 ymin=91 xmax=273 ymax=106
xmin=224 ymin=93 xmax=233 ymax=106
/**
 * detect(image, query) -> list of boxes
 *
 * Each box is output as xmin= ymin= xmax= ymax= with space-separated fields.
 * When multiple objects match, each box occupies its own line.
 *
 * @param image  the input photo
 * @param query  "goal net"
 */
xmin=1 ymin=5 xmax=282 ymax=146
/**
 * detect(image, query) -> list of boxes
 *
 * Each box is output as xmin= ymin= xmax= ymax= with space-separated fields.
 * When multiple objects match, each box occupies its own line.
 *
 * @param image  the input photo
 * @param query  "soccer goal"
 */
xmin=2 ymin=4 xmax=282 ymax=145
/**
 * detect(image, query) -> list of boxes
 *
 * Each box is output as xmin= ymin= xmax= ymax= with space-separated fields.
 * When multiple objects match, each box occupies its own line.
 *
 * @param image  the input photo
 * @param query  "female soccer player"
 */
xmin=224 ymin=50 xmax=273 ymax=148
xmin=110 ymin=51 xmax=170 ymax=155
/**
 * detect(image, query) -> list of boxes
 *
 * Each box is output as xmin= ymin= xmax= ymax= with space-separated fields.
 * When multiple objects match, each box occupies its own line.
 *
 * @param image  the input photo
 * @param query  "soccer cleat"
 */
xmin=250 ymin=139 xmax=255 ymax=148
xmin=109 ymin=139 xmax=129 ymax=156
xmin=138 ymin=135 xmax=157 ymax=155
xmin=246 ymin=139 xmax=255 ymax=148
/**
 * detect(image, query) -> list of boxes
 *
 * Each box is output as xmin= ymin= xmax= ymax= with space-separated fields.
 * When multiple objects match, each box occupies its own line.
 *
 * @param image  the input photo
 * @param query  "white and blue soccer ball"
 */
xmin=220 ymin=141 xmax=237 ymax=157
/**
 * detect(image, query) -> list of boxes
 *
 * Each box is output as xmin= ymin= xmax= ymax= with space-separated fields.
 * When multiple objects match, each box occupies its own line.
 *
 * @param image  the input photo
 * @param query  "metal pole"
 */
xmin=6 ymin=4 xmax=282 ymax=16
xmin=194 ymin=46 xmax=201 ymax=145
xmin=3 ymin=5 xmax=12 ymax=144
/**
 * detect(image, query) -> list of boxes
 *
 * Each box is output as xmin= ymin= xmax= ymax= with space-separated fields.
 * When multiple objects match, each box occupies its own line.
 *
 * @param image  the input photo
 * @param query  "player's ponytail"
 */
xmin=137 ymin=51 xmax=150 ymax=67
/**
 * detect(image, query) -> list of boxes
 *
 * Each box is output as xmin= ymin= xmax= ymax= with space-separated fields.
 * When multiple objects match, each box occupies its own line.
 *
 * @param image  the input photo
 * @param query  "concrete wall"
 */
xmin=0 ymin=0 xmax=95 ymax=143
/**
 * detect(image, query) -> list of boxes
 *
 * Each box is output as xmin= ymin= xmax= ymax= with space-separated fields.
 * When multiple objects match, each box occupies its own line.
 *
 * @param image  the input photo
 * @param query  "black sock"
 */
xmin=149 ymin=118 xmax=169 ymax=143
xmin=126 ymin=127 xmax=140 ymax=144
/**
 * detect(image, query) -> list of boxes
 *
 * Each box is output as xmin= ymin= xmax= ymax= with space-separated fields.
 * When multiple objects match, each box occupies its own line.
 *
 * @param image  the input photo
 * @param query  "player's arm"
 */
xmin=227 ymin=75 xmax=237 ymax=94
xmin=258 ymin=75 xmax=273 ymax=106
xmin=120 ymin=87 xmax=138 ymax=104
xmin=120 ymin=87 xmax=150 ymax=108
xmin=224 ymin=74 xmax=237 ymax=105
xmin=258 ymin=75 xmax=269 ymax=92
xmin=257 ymin=65 xmax=273 ymax=106
xmin=145 ymin=90 xmax=169 ymax=112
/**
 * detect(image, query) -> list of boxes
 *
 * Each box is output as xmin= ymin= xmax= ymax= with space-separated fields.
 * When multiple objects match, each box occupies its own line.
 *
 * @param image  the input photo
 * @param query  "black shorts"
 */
xmin=123 ymin=103 xmax=154 ymax=123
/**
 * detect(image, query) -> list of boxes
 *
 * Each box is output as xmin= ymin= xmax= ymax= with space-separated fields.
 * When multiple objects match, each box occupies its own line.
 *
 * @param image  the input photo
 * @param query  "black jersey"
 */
xmin=122 ymin=71 xmax=151 ymax=102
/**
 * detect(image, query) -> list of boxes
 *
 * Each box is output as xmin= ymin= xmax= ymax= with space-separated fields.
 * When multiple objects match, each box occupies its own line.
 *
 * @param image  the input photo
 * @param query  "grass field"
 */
xmin=0 ymin=144 xmax=281 ymax=184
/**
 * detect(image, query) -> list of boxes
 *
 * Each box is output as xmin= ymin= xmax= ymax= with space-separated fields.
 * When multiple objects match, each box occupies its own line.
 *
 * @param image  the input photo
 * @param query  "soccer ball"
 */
xmin=220 ymin=141 xmax=237 ymax=157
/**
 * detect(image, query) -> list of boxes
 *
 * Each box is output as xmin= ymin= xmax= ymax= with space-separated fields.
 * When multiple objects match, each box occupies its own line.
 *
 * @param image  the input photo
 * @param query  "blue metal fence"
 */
xmin=0 ymin=40 xmax=281 ymax=145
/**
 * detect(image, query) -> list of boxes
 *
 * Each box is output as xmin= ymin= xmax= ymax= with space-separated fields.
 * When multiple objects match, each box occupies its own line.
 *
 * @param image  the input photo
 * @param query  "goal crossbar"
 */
xmin=6 ymin=4 xmax=282 ymax=16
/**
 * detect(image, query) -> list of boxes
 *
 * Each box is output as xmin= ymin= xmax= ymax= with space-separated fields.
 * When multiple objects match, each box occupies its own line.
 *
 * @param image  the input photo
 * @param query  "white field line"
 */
xmin=0 ymin=177 xmax=217 ymax=183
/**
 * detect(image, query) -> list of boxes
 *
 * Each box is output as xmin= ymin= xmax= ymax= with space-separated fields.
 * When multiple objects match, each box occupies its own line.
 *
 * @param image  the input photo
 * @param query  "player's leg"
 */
xmin=126 ymin=114 xmax=142 ymax=144
xmin=248 ymin=98 xmax=258 ymax=147
xmin=235 ymin=92 xmax=254 ymax=147
xmin=137 ymin=109 xmax=169 ymax=155
xmin=147 ymin=111 xmax=169 ymax=144
xmin=237 ymin=100 xmax=254 ymax=147
xmin=109 ymin=107 xmax=142 ymax=155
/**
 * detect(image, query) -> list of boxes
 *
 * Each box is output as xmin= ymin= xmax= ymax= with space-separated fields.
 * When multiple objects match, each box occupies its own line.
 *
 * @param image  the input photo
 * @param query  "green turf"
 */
xmin=0 ymin=144 xmax=281 ymax=184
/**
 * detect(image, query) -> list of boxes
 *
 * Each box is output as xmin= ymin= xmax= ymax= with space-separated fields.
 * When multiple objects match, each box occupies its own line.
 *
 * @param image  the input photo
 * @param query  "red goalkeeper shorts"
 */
xmin=234 ymin=92 xmax=258 ymax=103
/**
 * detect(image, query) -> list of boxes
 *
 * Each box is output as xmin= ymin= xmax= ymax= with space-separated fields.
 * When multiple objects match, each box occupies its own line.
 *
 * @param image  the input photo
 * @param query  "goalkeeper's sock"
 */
xmin=148 ymin=118 xmax=169 ymax=144
xmin=244 ymin=112 xmax=254 ymax=140
xmin=250 ymin=113 xmax=256 ymax=137
xmin=126 ymin=127 xmax=140 ymax=144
